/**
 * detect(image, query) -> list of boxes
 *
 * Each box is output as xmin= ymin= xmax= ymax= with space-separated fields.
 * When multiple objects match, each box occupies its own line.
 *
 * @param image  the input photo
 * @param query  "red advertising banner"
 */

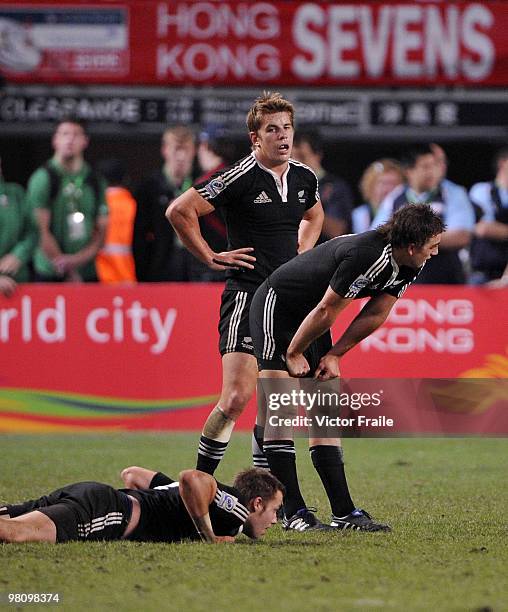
xmin=1 ymin=1 xmax=508 ymax=86
xmin=0 ymin=284 xmax=507 ymax=432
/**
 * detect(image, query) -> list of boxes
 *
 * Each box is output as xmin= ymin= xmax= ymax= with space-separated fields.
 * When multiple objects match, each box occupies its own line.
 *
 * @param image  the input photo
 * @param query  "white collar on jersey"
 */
xmin=252 ymin=152 xmax=290 ymax=202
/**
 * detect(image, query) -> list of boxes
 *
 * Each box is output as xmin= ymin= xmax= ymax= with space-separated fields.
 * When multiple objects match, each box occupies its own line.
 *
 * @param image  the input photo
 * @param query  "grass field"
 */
xmin=1 ymin=433 xmax=507 ymax=612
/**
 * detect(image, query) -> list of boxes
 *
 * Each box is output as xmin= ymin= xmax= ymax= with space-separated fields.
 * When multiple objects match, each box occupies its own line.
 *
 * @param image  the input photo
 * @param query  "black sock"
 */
xmin=310 ymin=445 xmax=355 ymax=517
xmin=196 ymin=436 xmax=228 ymax=475
xmin=264 ymin=440 xmax=306 ymax=517
xmin=149 ymin=472 xmax=175 ymax=488
xmin=252 ymin=425 xmax=269 ymax=469
xmin=0 ymin=499 xmax=46 ymax=518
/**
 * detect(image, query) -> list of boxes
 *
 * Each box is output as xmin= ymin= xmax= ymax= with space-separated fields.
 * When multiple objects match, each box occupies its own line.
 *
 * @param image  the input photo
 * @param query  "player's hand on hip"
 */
xmin=210 ymin=248 xmax=256 ymax=271
xmin=314 ymin=354 xmax=340 ymax=381
xmin=286 ymin=352 xmax=310 ymax=377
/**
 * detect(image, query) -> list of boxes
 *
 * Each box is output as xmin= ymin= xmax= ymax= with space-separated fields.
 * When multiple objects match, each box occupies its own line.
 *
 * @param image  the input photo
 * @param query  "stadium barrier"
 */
xmin=1 ymin=284 xmax=506 ymax=432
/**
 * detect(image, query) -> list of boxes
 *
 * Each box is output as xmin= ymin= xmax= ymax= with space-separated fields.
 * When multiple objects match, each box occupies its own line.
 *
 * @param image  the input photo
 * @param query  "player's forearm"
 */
xmin=328 ymin=312 xmax=387 ymax=358
xmin=297 ymin=205 xmax=324 ymax=253
xmin=297 ymin=221 xmax=321 ymax=253
xmin=178 ymin=470 xmax=218 ymax=543
xmin=288 ymin=305 xmax=335 ymax=355
xmin=189 ymin=513 xmax=216 ymax=543
xmin=167 ymin=206 xmax=215 ymax=265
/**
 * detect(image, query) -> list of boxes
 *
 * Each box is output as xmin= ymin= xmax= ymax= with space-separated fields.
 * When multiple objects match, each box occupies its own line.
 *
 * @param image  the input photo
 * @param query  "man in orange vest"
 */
xmin=96 ymin=159 xmax=137 ymax=283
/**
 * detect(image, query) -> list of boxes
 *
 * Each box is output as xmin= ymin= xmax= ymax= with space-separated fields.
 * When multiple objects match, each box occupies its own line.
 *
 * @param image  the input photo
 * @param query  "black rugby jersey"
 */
xmin=123 ymin=479 xmax=249 ymax=543
xmin=195 ymin=152 xmax=320 ymax=291
xmin=267 ymin=230 xmax=421 ymax=318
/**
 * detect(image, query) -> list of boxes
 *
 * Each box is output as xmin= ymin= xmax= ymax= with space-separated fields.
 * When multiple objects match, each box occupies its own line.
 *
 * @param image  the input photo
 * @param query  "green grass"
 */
xmin=1 ymin=434 xmax=507 ymax=612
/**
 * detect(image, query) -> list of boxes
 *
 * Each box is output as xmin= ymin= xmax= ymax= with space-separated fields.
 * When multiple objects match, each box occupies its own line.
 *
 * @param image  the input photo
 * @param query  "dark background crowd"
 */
xmin=1 ymin=116 xmax=507 ymax=297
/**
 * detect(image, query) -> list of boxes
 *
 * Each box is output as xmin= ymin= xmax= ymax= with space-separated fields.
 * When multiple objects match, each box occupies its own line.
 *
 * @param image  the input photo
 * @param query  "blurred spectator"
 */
xmin=292 ymin=131 xmax=353 ymax=240
xmin=371 ymin=144 xmax=475 ymax=284
xmin=468 ymin=147 xmax=508 ymax=283
xmin=95 ymin=159 xmax=137 ymax=284
xmin=0 ymin=157 xmax=38 ymax=297
xmin=353 ymin=158 xmax=404 ymax=233
xmin=27 ymin=117 xmax=108 ymax=282
xmin=187 ymin=127 xmax=234 ymax=282
xmin=133 ymin=126 xmax=196 ymax=281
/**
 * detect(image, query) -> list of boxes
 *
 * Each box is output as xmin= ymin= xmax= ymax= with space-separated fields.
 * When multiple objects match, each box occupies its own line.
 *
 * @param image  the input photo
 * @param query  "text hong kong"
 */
xmin=155 ymin=2 xmax=496 ymax=83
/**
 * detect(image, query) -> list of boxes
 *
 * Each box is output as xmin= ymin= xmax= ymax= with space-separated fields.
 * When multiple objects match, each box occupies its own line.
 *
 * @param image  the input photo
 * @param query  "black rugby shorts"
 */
xmin=250 ymin=281 xmax=332 ymax=373
xmin=218 ymin=290 xmax=255 ymax=356
xmin=35 ymin=482 xmax=132 ymax=543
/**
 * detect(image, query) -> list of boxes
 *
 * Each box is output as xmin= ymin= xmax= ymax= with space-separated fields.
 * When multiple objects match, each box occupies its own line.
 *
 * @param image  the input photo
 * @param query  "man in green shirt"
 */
xmin=0 ymin=157 xmax=38 ymax=297
xmin=27 ymin=118 xmax=108 ymax=282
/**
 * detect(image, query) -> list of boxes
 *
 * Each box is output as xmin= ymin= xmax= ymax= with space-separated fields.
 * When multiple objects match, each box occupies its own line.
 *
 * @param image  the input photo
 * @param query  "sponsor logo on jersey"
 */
xmin=205 ymin=177 xmax=226 ymax=198
xmin=254 ymin=191 xmax=272 ymax=204
xmin=348 ymin=275 xmax=370 ymax=294
xmin=217 ymin=491 xmax=238 ymax=512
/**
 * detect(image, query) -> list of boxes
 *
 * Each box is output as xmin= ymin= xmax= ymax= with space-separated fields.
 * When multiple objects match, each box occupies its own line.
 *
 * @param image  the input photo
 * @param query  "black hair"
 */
xmin=399 ymin=144 xmax=434 ymax=170
xmin=54 ymin=114 xmax=88 ymax=135
xmin=377 ymin=204 xmax=445 ymax=248
xmin=494 ymin=146 xmax=508 ymax=173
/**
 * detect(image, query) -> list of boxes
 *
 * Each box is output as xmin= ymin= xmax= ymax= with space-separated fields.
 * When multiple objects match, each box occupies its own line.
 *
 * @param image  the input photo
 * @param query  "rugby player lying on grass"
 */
xmin=0 ymin=467 xmax=283 ymax=544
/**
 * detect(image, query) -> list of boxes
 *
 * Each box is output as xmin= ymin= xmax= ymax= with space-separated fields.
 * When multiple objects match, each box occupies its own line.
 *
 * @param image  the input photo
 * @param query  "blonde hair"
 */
xmin=246 ymin=91 xmax=295 ymax=133
xmin=359 ymin=158 xmax=404 ymax=204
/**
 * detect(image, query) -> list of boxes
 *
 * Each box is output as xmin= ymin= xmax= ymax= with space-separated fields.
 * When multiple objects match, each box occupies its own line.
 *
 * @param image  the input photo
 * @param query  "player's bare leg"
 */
xmin=0 ymin=511 xmax=56 ymax=543
xmin=196 ymin=352 xmax=258 ymax=474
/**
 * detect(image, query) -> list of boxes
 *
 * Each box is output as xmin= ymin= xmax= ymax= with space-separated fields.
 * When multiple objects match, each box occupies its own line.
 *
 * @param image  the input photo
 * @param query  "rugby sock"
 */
xmin=252 ymin=425 xmax=269 ymax=469
xmin=196 ymin=436 xmax=228 ymax=475
xmin=149 ymin=472 xmax=175 ymax=488
xmin=196 ymin=405 xmax=235 ymax=475
xmin=310 ymin=445 xmax=355 ymax=517
xmin=0 ymin=500 xmax=41 ymax=518
xmin=264 ymin=440 xmax=306 ymax=517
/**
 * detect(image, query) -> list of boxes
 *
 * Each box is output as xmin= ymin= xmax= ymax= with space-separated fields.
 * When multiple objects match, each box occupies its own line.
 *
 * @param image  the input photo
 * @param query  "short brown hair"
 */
xmin=233 ymin=467 xmax=285 ymax=504
xmin=246 ymin=92 xmax=295 ymax=133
